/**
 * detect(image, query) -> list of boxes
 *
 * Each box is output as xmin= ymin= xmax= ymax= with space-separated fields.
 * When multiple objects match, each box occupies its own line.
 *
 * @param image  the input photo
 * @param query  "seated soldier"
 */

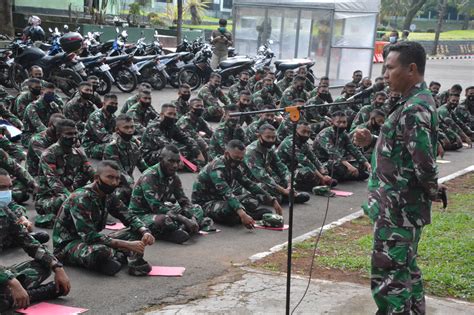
xmin=121 ymin=82 xmax=152 ymax=114
xmin=0 ymin=149 xmax=37 ymax=204
xmin=385 ymin=90 xmax=402 ymax=111
xmin=129 ymin=145 xmax=212 ymax=244
xmin=276 ymin=99 xmax=306 ymax=144
xmin=172 ymin=84 xmax=192 ymax=117
xmin=437 ymin=83 xmax=462 ymax=107
xmin=103 ymin=114 xmax=149 ymax=205
xmin=69 ymin=75 xmax=103 ymax=109
xmin=276 ymin=69 xmax=295 ymax=94
xmin=305 ymin=85 xmax=332 ymax=137
xmin=82 ymin=94 xmax=118 ymax=159
xmin=246 ymin=104 xmax=277 ymax=143
xmin=247 ymin=67 xmax=268 ymax=92
xmin=14 ymin=78 xmax=42 ymax=121
xmin=454 ymin=86 xmax=474 ymax=135
xmin=437 ymin=92 xmax=472 ymax=150
xmin=192 ymin=140 xmax=283 ymax=228
xmin=277 ymin=122 xmax=336 ymax=193
xmin=350 ymin=109 xmax=385 ymax=160
xmin=53 ymin=161 xmax=155 ymax=277
xmin=330 ymin=82 xmax=360 ymax=129
xmin=351 ymin=91 xmax=388 ymax=131
xmin=197 ymin=73 xmax=230 ymax=122
xmin=280 ymin=75 xmax=309 ymax=108
xmin=227 ymin=71 xmax=250 ymax=105
xmin=429 ymin=81 xmax=441 ymax=107
xmin=126 ymin=89 xmax=158 ymax=137
xmin=252 ymin=76 xmax=278 ymax=109
xmin=22 ymin=82 xmax=63 ymax=147
xmin=64 ymin=82 xmax=97 ymax=132
xmin=351 ymin=70 xmax=363 ymax=87
xmin=0 ymin=170 xmax=70 ymax=312
xmin=176 ymin=98 xmax=213 ymax=162
xmin=313 ymin=111 xmax=371 ymax=181
xmin=26 ymin=113 xmax=65 ymax=178
xmin=310 ymin=76 xmax=333 ymax=103
xmin=0 ymin=90 xmax=23 ymax=131
xmin=236 ymin=90 xmax=257 ymax=126
xmin=141 ymin=103 xmax=204 ymax=168
xmin=208 ymin=105 xmax=248 ymax=160
xmin=19 ymin=65 xmax=47 ymax=91
xmin=296 ymin=66 xmax=315 ymax=92
xmin=0 ymin=128 xmax=25 ymax=162
xmin=245 ymin=124 xmax=310 ymax=204
xmin=355 ymin=77 xmax=373 ymax=105
xmin=35 ymin=119 xmax=94 ymax=228
xmin=254 ymin=72 xmax=282 ymax=98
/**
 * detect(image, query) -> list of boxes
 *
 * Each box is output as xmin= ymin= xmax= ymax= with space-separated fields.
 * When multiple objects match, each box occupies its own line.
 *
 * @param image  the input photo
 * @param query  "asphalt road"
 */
xmin=1 ymin=58 xmax=473 ymax=314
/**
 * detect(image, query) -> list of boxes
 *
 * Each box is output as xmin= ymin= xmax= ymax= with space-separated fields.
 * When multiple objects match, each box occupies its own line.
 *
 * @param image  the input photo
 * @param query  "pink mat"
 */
xmin=17 ymin=302 xmax=88 ymax=315
xmin=148 ymin=266 xmax=186 ymax=277
xmin=331 ymin=190 xmax=354 ymax=197
xmin=180 ymin=154 xmax=197 ymax=172
xmin=254 ymin=224 xmax=289 ymax=231
xmin=105 ymin=222 xmax=125 ymax=230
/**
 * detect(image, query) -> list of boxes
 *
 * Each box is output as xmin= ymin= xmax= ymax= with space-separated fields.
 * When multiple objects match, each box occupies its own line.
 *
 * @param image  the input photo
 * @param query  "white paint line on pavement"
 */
xmin=249 ymin=165 xmax=474 ymax=263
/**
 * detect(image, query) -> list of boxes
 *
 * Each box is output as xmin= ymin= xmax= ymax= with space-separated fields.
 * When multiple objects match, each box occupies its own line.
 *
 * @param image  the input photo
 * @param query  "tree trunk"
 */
xmin=402 ymin=0 xmax=427 ymax=31
xmin=432 ymin=0 xmax=448 ymax=56
xmin=177 ymin=0 xmax=183 ymax=44
xmin=0 ymin=0 xmax=14 ymax=36
xmin=461 ymin=13 xmax=469 ymax=30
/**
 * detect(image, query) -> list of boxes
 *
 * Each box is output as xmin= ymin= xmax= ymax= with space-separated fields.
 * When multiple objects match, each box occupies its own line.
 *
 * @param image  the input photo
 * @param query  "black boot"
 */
xmin=294 ymin=192 xmax=311 ymax=204
xmin=97 ymin=258 xmax=123 ymax=276
xmin=159 ymin=229 xmax=190 ymax=244
xmin=248 ymin=207 xmax=273 ymax=220
xmin=27 ymin=281 xmax=64 ymax=303
xmin=30 ymin=231 xmax=50 ymax=244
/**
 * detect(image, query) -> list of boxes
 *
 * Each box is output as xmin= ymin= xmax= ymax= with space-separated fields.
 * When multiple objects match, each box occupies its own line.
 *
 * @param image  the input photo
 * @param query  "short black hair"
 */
xmin=97 ymin=160 xmax=119 ymax=174
xmin=256 ymin=69 xmax=265 ymax=75
xmin=189 ymin=97 xmax=203 ymax=106
xmin=294 ymin=75 xmax=306 ymax=82
xmin=43 ymin=82 xmax=55 ymax=89
xmin=29 ymin=78 xmax=41 ymax=86
xmin=219 ymin=18 xmax=227 ymax=26
xmin=429 ymin=81 xmax=441 ymax=87
xmin=210 ymin=72 xmax=221 ymax=79
xmin=226 ymin=139 xmax=245 ymax=151
xmin=30 ymin=65 xmax=42 ymax=72
xmin=116 ymin=113 xmax=133 ymax=124
xmin=48 ymin=113 xmax=65 ymax=126
xmin=465 ymin=86 xmax=474 ymax=92
xmin=139 ymin=82 xmax=152 ymax=91
xmin=87 ymin=75 xmax=99 ymax=81
xmin=239 ymin=70 xmax=249 ymax=76
xmin=353 ymin=70 xmax=362 ymax=75
xmin=374 ymin=91 xmax=387 ymax=98
xmin=104 ymin=94 xmax=117 ymax=101
xmin=371 ymin=109 xmax=386 ymax=118
xmin=261 ymin=104 xmax=276 ymax=110
xmin=293 ymin=98 xmax=305 ymax=104
xmin=79 ymin=82 xmax=92 ymax=89
xmin=161 ymin=103 xmax=176 ymax=113
xmin=179 ymin=83 xmax=191 ymax=90
xmin=345 ymin=82 xmax=357 ymax=88
xmin=331 ymin=111 xmax=346 ymax=118
xmin=320 ymin=76 xmax=329 ymax=81
xmin=375 ymin=76 xmax=384 ymax=82
xmin=0 ymin=168 xmax=9 ymax=177
xmin=162 ymin=144 xmax=180 ymax=155
xmin=56 ymin=119 xmax=76 ymax=134
xmin=258 ymin=123 xmax=276 ymax=134
xmin=387 ymin=41 xmax=426 ymax=75
xmin=450 ymin=84 xmax=462 ymax=92
xmin=239 ymin=90 xmax=251 ymax=97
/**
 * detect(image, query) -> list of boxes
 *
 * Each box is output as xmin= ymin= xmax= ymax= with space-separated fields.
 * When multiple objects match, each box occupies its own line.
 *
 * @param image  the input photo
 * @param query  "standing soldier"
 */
xmin=227 ymin=71 xmax=250 ymax=104
xmin=197 ymin=73 xmax=230 ymax=122
xmin=210 ymin=19 xmax=232 ymax=70
xmin=172 ymin=84 xmax=192 ymax=117
xmin=82 ymin=94 xmax=119 ymax=159
xmin=64 ymin=82 xmax=97 ymax=132
xmin=126 ymin=89 xmax=158 ymax=137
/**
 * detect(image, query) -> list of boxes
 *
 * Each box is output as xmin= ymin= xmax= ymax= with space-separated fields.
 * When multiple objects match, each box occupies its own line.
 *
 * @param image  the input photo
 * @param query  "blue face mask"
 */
xmin=0 ymin=190 xmax=12 ymax=207
xmin=389 ymin=36 xmax=397 ymax=44
xmin=43 ymin=92 xmax=55 ymax=104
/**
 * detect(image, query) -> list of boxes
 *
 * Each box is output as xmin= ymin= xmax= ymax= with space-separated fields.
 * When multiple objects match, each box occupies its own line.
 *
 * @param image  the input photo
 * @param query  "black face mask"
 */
xmin=319 ymin=92 xmax=329 ymax=100
xmin=140 ymin=101 xmax=151 ymax=107
xmin=161 ymin=116 xmax=176 ymax=129
xmin=119 ymin=132 xmax=133 ymax=141
xmin=297 ymin=134 xmax=310 ymax=144
xmin=181 ymin=94 xmax=191 ymax=101
xmin=92 ymin=84 xmax=99 ymax=93
xmin=240 ymin=80 xmax=247 ymax=86
xmin=226 ymin=119 xmax=239 ymax=128
xmin=106 ymin=106 xmax=118 ymax=114
xmin=390 ymin=96 xmax=401 ymax=105
xmin=43 ymin=92 xmax=55 ymax=104
xmin=192 ymin=108 xmax=204 ymax=117
xmin=333 ymin=126 xmax=346 ymax=134
xmin=296 ymin=85 xmax=304 ymax=92
xmin=226 ymin=156 xmax=241 ymax=169
xmin=59 ymin=136 xmax=76 ymax=148
xmin=30 ymin=87 xmax=41 ymax=96
xmin=81 ymin=92 xmax=94 ymax=101
xmin=97 ymin=178 xmax=116 ymax=194
xmin=260 ymin=139 xmax=275 ymax=149
xmin=468 ymin=95 xmax=474 ymax=102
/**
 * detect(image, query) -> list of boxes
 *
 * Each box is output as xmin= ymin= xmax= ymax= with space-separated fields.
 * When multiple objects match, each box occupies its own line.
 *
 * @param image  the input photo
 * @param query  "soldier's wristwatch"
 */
xmin=52 ymin=262 xmax=64 ymax=271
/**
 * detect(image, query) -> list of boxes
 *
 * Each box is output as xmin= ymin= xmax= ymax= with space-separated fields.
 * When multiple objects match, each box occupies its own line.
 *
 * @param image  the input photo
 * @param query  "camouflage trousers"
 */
xmin=439 ymin=130 xmax=463 ymax=151
xmin=324 ymin=160 xmax=369 ymax=182
xmin=0 ymin=260 xmax=51 ymax=299
xmin=294 ymin=167 xmax=324 ymax=192
xmin=371 ymin=225 xmax=425 ymax=315
xmin=34 ymin=194 xmax=68 ymax=228
xmin=203 ymin=106 xmax=224 ymax=122
xmin=13 ymin=181 xmax=30 ymax=204
xmin=84 ymin=142 xmax=107 ymax=160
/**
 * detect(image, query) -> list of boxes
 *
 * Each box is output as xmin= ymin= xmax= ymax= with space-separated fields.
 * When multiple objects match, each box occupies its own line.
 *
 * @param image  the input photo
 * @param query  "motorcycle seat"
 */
xmin=132 ymin=55 xmax=155 ymax=63
xmin=219 ymin=58 xmax=253 ymax=69
xmin=41 ymin=53 xmax=67 ymax=65
xmin=39 ymin=43 xmax=52 ymax=51
xmin=105 ymin=55 xmax=130 ymax=63
xmin=77 ymin=54 xmax=103 ymax=63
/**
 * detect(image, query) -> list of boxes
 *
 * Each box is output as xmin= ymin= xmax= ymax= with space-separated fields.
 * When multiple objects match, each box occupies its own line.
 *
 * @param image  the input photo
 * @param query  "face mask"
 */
xmin=181 ymin=94 xmax=191 ymax=101
xmin=140 ymin=100 xmax=151 ymax=107
xmin=30 ymin=87 xmax=41 ymax=96
xmin=97 ymin=178 xmax=116 ymax=194
xmin=119 ymin=132 xmax=133 ymax=142
xmin=240 ymin=80 xmax=247 ymax=86
xmin=390 ymin=96 xmax=401 ymax=105
xmin=468 ymin=95 xmax=474 ymax=102
xmin=297 ymin=134 xmax=310 ymax=144
xmin=218 ymin=27 xmax=226 ymax=33
xmin=59 ymin=136 xmax=76 ymax=148
xmin=106 ymin=106 xmax=118 ymax=114
xmin=81 ymin=92 xmax=94 ymax=101
xmin=226 ymin=156 xmax=241 ymax=169
xmin=389 ymin=36 xmax=397 ymax=43
xmin=333 ymin=126 xmax=346 ymax=134
xmin=260 ymin=139 xmax=275 ymax=149
xmin=192 ymin=108 xmax=204 ymax=117
xmin=0 ymin=190 xmax=12 ymax=207
xmin=92 ymin=84 xmax=99 ymax=93
xmin=431 ymin=92 xmax=438 ymax=97
xmin=43 ymin=92 xmax=55 ymax=103
xmin=296 ymin=85 xmax=304 ymax=92
xmin=226 ymin=119 xmax=238 ymax=128
xmin=161 ymin=116 xmax=176 ymax=129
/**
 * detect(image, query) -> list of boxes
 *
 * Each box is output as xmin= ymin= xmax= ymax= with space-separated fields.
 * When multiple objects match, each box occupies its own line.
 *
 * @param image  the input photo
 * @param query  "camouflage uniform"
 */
xmin=126 ymin=102 xmax=159 ymax=136
xmin=227 ymin=82 xmax=250 ymax=104
xmin=245 ymin=118 xmax=273 ymax=143
xmin=141 ymin=120 xmax=200 ymax=167
xmin=103 ymin=134 xmax=149 ymax=204
xmin=121 ymin=94 xmax=139 ymax=114
xmin=236 ymin=102 xmax=258 ymax=127
xmin=252 ymin=88 xmax=277 ymax=109
xmin=0 ymin=102 xmax=23 ymax=130
xmin=276 ymin=135 xmax=326 ymax=191
xmin=244 ymin=140 xmax=290 ymax=197
xmin=313 ymin=126 xmax=368 ymax=181
xmin=208 ymin=121 xmax=248 ymax=160
xmin=35 ymin=143 xmax=94 ymax=227
xmin=304 ymin=95 xmax=331 ymax=137
xmin=329 ymin=95 xmax=361 ymax=124
xmin=0 ymin=149 xmax=35 ymax=204
xmin=197 ymin=83 xmax=230 ymax=122
xmin=26 ymin=129 xmax=56 ymax=177
xmin=436 ymin=90 xmax=450 ymax=106
xmin=82 ymin=109 xmax=116 ymax=159
xmin=0 ymin=134 xmax=25 ymax=161
xmin=13 ymin=91 xmax=36 ymax=120
xmin=64 ymin=95 xmax=97 ymax=132
xmin=22 ymin=98 xmax=62 ymax=147
xmin=279 ymin=86 xmax=309 ymax=108
xmin=70 ymin=90 xmax=102 ymax=109
xmin=454 ymin=100 xmax=474 ymax=131
xmin=129 ymin=163 xmax=207 ymax=237
xmin=172 ymin=97 xmax=190 ymax=118
xmin=19 ymin=78 xmax=48 ymax=91
xmin=276 ymin=78 xmax=293 ymax=95
xmin=192 ymin=156 xmax=275 ymax=225
xmin=276 ymin=115 xmax=293 ymax=144
xmin=52 ymin=183 xmax=149 ymax=272
xmin=437 ymin=104 xmax=465 ymax=150
xmin=0 ymin=202 xmax=29 ymax=249
xmin=247 ymin=75 xmax=260 ymax=92
xmin=350 ymin=103 xmax=389 ymax=132
xmin=176 ymin=113 xmax=213 ymax=156
xmin=254 ymin=82 xmax=282 ymax=98
xmin=349 ymin=121 xmax=381 ymax=160
xmin=310 ymin=89 xmax=334 ymax=103
xmin=362 ymin=82 xmax=438 ymax=315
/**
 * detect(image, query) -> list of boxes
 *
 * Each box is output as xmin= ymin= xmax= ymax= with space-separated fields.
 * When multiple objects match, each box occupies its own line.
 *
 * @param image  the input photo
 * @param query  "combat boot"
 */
xmin=248 ymin=207 xmax=273 ymax=220
xmin=97 ymin=258 xmax=123 ymax=276
xmin=0 ymin=281 xmax=66 ymax=311
xmin=30 ymin=231 xmax=50 ymax=244
xmin=128 ymin=257 xmax=152 ymax=276
xmin=159 ymin=229 xmax=190 ymax=244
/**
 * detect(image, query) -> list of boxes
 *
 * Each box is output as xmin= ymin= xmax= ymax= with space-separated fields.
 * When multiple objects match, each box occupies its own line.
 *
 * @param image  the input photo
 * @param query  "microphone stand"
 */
xmin=229 ymin=98 xmax=363 ymax=315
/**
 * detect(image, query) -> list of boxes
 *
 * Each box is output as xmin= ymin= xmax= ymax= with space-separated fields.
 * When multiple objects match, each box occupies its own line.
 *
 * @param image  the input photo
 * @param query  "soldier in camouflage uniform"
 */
xmin=351 ymin=70 xmax=363 ymax=87
xmin=252 ymin=77 xmax=278 ymax=109
xmin=26 ymin=114 xmax=64 ymax=177
xmin=313 ymin=111 xmax=371 ymax=181
xmin=35 ymin=119 xmax=94 ymax=228
xmin=276 ymin=69 xmax=294 ymax=94
xmin=247 ymin=68 xmax=266 ymax=92
xmin=121 ymin=82 xmax=152 ymax=114
xmin=53 ymin=160 xmax=155 ymax=277
xmin=82 ymin=94 xmax=118 ymax=159
xmin=126 ymin=89 xmax=158 ymax=137
xmin=350 ymin=109 xmax=386 ymax=160
xmin=244 ymin=124 xmax=310 ymax=203
xmin=296 ymin=66 xmax=315 ymax=92
xmin=254 ymin=72 xmax=282 ymax=99
xmin=0 ymin=132 xmax=25 ymax=162
xmin=310 ymin=76 xmax=333 ymax=103
xmin=0 ymin=169 xmax=70 ymax=312
xmin=85 ymin=75 xmax=103 ymax=108
xmin=280 ymin=75 xmax=309 ymax=108
xmin=141 ymin=103 xmax=204 ymax=168
xmin=22 ymin=82 xmax=63 ymax=147
xmin=0 ymin=149 xmax=37 ymax=204
xmin=227 ymin=71 xmax=250 ymax=104
xmin=276 ymin=99 xmax=306 ymax=144
xmin=304 ymin=85 xmax=331 ymax=137
xmin=236 ymin=90 xmax=257 ymax=126
xmin=14 ymin=78 xmax=42 ymax=120
xmin=208 ymin=105 xmax=248 ymax=160
xmin=454 ymin=86 xmax=474 ymax=132
xmin=329 ymin=82 xmax=361 ymax=128
xmin=197 ymin=73 xmax=230 ymax=122
xmin=350 ymin=91 xmax=388 ymax=132
xmin=103 ymin=114 xmax=149 ymax=205
xmin=429 ymin=81 xmax=442 ymax=107
xmin=192 ymin=140 xmax=283 ymax=228
xmin=437 ymin=92 xmax=472 ymax=150
xmin=245 ymin=104 xmax=277 ymax=143
xmin=19 ymin=65 xmax=47 ymax=91
xmin=130 ymin=145 xmax=212 ymax=244
xmin=0 ymin=90 xmax=23 ymax=130
xmin=354 ymin=42 xmax=442 ymax=315
xmin=176 ymin=98 xmax=213 ymax=162
xmin=437 ymin=83 xmax=462 ymax=107
xmin=277 ymin=122 xmax=336 ymax=192
xmin=172 ymin=84 xmax=192 ymax=117
xmin=64 ymin=82 xmax=97 ymax=132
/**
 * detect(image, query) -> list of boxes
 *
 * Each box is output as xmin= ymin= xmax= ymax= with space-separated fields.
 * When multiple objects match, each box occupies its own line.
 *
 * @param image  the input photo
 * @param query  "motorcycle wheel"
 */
xmin=168 ymin=68 xmax=180 ymax=88
xmin=93 ymin=71 xmax=112 ymax=95
xmin=53 ymin=69 xmax=83 ymax=97
xmin=178 ymin=68 xmax=201 ymax=91
xmin=115 ymin=67 xmax=137 ymax=93
xmin=9 ymin=63 xmax=28 ymax=91
xmin=141 ymin=68 xmax=166 ymax=91
xmin=0 ymin=64 xmax=13 ymax=88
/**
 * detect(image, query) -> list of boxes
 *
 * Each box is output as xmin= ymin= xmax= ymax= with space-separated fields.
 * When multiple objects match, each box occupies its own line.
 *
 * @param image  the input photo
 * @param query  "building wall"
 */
xmin=15 ymin=0 xmax=84 ymax=11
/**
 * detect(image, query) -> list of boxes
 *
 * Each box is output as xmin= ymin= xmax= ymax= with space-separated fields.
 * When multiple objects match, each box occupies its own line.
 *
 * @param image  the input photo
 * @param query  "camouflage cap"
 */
xmin=312 ymin=186 xmax=335 ymax=197
xmin=261 ymin=213 xmax=284 ymax=228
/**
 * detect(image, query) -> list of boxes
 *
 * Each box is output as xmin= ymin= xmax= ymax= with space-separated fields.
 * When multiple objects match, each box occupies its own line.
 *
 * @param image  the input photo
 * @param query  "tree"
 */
xmin=177 ymin=0 xmax=183 ymax=44
xmin=456 ymin=0 xmax=473 ymax=30
xmin=432 ymin=0 xmax=448 ymax=55
xmin=0 ymin=0 xmax=14 ymax=36
xmin=402 ymin=0 xmax=428 ymax=30
xmin=186 ymin=0 xmax=210 ymax=25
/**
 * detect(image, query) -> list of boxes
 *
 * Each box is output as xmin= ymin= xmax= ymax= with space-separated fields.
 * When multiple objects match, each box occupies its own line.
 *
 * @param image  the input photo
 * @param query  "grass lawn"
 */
xmin=409 ymin=30 xmax=474 ymax=41
xmin=254 ymin=173 xmax=474 ymax=302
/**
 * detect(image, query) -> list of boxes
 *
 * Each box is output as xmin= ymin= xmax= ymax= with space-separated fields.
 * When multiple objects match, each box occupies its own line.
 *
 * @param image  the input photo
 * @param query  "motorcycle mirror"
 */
xmin=55 ymin=27 xmax=59 ymax=33
xmin=116 ymin=27 xmax=119 ymax=33
xmin=64 ymin=24 xmax=69 ymax=30
xmin=268 ymin=40 xmax=274 ymax=45
xmin=49 ymin=28 xmax=53 ymax=33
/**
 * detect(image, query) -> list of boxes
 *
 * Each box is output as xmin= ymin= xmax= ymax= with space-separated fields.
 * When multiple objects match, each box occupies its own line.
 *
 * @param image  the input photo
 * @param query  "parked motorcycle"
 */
xmin=275 ymin=58 xmax=316 ymax=84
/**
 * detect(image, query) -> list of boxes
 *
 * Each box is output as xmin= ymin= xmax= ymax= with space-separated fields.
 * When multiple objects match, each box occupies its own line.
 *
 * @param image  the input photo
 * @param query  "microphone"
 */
xmin=346 ymin=82 xmax=385 ymax=101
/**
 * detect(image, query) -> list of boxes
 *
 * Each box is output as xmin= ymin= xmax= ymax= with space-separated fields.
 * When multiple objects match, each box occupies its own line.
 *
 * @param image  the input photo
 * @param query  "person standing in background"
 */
xmin=210 ymin=19 xmax=232 ymax=70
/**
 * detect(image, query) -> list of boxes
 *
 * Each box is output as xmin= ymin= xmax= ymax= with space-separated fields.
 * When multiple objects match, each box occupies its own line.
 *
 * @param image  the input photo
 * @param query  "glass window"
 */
xmin=328 ymin=48 xmax=373 ymax=86
xmin=234 ymin=7 xmax=266 ymax=56
xmin=332 ymin=12 xmax=377 ymax=48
